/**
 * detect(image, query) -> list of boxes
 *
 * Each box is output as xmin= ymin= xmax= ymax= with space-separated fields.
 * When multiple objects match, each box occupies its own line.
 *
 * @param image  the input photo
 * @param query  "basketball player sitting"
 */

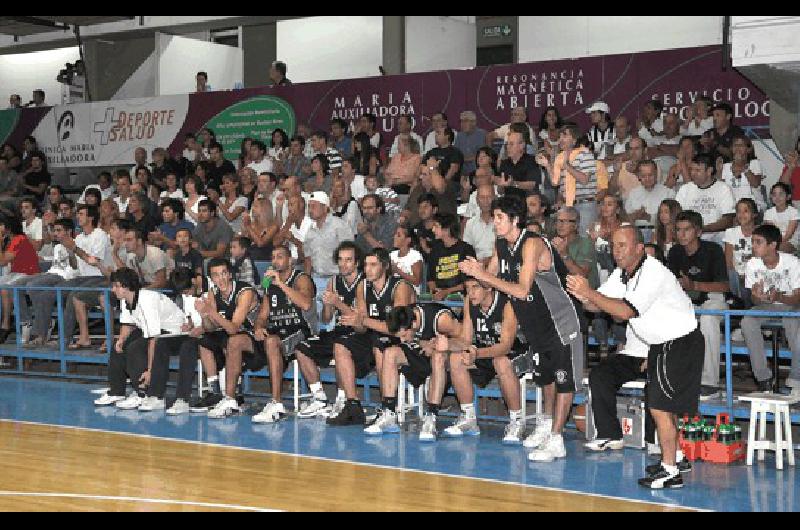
xmin=436 ymin=278 xmax=526 ymax=445
xmin=328 ymin=248 xmax=416 ymax=426
xmin=252 ymin=244 xmax=316 ymax=423
xmin=366 ymin=302 xmax=461 ymax=437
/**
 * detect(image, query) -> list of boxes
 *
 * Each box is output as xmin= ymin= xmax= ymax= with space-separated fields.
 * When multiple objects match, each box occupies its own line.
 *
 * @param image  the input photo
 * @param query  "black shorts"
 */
xmin=296 ymin=330 xmax=342 ymax=368
xmin=647 ymin=327 xmax=704 ymax=415
xmin=266 ymin=328 xmax=307 ymax=361
xmin=333 ymin=332 xmax=378 ymax=379
xmin=397 ymin=342 xmax=431 ymax=388
xmin=469 ymin=348 xmax=523 ymax=389
xmin=531 ymin=333 xmax=584 ymax=394
xmin=199 ymin=330 xmax=267 ymax=372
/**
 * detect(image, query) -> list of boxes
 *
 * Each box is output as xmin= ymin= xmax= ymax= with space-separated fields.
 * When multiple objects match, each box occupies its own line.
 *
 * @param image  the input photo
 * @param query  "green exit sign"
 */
xmin=483 ymin=24 xmax=512 ymax=38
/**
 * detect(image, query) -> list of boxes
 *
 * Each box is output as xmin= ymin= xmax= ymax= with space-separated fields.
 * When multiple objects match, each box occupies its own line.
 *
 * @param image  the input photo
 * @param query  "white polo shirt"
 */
xmin=598 ymin=255 xmax=697 ymax=346
xmin=120 ymin=289 xmax=186 ymax=339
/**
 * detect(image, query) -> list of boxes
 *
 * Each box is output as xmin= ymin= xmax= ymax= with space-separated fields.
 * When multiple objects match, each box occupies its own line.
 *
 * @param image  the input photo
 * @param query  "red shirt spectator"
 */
xmin=8 ymin=234 xmax=40 ymax=274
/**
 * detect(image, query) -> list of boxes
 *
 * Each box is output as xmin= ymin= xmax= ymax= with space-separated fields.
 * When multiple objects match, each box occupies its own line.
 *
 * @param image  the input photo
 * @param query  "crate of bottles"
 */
xmin=700 ymin=413 xmax=746 ymax=464
xmin=678 ymin=415 xmax=705 ymax=461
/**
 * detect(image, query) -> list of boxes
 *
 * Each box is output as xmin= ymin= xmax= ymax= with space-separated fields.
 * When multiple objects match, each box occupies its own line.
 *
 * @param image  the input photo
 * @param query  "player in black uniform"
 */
xmin=365 ymin=302 xmax=461 ymax=437
xmin=437 ymin=279 xmax=525 ymax=445
xmin=252 ymin=244 xmax=316 ymax=423
xmin=193 ymin=258 xmax=262 ymax=419
xmin=459 ymin=195 xmax=585 ymax=462
xmin=294 ymin=241 xmax=363 ymax=419
xmin=328 ymin=248 xmax=416 ymax=426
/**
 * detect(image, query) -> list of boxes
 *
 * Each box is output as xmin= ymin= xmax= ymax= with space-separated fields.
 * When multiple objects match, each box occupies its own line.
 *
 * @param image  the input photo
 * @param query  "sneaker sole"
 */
xmin=252 ymin=414 xmax=284 ymax=424
xmin=585 ymin=442 xmax=624 ymax=452
xmin=502 ymin=438 xmax=523 ymax=446
xmin=364 ymin=426 xmax=401 ymax=436
xmin=418 ymin=435 xmax=437 ymax=443
xmin=442 ymin=430 xmax=480 ymax=438
xmin=166 ymin=410 xmax=189 ymax=416
xmin=639 ymin=481 xmax=684 ymax=489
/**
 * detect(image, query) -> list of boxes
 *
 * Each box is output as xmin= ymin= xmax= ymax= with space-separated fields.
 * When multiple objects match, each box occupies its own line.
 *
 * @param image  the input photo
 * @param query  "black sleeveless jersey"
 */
xmin=366 ymin=275 xmax=407 ymax=322
xmin=332 ymin=272 xmax=363 ymax=333
xmin=495 ymin=229 xmax=582 ymax=349
xmin=265 ymin=270 xmax=316 ymax=337
xmin=413 ymin=303 xmax=454 ymax=343
xmin=214 ymin=280 xmax=258 ymax=332
xmin=469 ymin=291 xmax=508 ymax=348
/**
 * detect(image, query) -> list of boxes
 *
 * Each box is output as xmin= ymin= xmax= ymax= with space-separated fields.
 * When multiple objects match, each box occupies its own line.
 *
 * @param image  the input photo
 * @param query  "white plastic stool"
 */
xmin=740 ymin=393 xmax=796 ymax=470
xmin=520 ymin=373 xmax=543 ymax=427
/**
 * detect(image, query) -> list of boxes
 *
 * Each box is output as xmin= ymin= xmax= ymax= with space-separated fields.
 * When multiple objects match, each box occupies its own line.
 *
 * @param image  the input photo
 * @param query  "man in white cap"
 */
xmin=303 ymin=191 xmax=355 ymax=286
xmin=586 ymin=101 xmax=614 ymax=160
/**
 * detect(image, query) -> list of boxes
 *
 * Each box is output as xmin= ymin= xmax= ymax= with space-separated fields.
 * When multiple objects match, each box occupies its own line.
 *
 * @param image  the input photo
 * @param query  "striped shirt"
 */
xmin=572 ymin=151 xmax=599 ymax=202
xmin=320 ymin=147 xmax=343 ymax=172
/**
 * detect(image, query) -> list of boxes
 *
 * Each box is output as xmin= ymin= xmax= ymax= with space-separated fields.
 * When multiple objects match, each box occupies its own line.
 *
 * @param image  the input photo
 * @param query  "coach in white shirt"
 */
xmin=567 ymin=224 xmax=703 ymax=490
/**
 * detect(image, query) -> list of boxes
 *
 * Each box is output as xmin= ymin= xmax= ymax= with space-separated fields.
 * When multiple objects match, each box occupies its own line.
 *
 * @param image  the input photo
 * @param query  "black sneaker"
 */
xmin=646 ymin=458 xmax=692 ymax=475
xmin=757 ymin=379 xmax=773 ymax=392
xmin=638 ymin=467 xmax=684 ymax=489
xmin=699 ymin=386 xmax=720 ymax=401
xmin=189 ymin=392 xmax=222 ymax=413
xmin=326 ymin=400 xmax=365 ymax=426
xmin=236 ymin=394 xmax=245 ymax=407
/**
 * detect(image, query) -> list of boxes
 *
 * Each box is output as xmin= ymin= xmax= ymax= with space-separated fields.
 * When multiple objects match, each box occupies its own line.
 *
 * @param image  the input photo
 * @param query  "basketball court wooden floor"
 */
xmin=0 ymin=377 xmax=796 ymax=512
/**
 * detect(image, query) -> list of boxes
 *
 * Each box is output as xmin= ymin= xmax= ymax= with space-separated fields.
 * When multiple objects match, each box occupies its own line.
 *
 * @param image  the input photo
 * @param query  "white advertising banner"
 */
xmin=32 ymin=95 xmax=189 ymax=168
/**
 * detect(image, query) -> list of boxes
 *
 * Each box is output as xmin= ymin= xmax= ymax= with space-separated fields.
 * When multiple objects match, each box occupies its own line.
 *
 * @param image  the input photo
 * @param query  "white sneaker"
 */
xmin=115 ymin=393 xmax=143 ymax=410
xmin=502 ymin=419 xmax=525 ymax=445
xmin=419 ymin=413 xmax=438 ymax=442
xmin=443 ymin=414 xmax=480 ymax=437
xmin=523 ymin=417 xmax=553 ymax=448
xmin=529 ymin=434 xmax=567 ymax=462
xmin=138 ymin=396 xmax=166 ymax=412
xmin=297 ymin=397 xmax=329 ymax=419
xmin=584 ymin=438 xmax=624 ymax=452
xmin=94 ymin=393 xmax=124 ymax=406
xmin=364 ymin=409 xmax=400 ymax=436
xmin=252 ymin=400 xmax=286 ymax=424
xmin=207 ymin=396 xmax=240 ymax=419
xmin=166 ymin=399 xmax=190 ymax=415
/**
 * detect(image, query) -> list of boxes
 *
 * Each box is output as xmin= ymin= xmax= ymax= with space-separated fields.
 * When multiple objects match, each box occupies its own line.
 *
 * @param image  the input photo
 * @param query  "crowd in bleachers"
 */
xmin=1 ymin=96 xmax=799 ymax=446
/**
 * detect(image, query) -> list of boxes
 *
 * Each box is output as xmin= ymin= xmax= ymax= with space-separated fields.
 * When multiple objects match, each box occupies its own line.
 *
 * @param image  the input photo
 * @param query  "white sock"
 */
xmin=461 ymin=403 xmax=476 ymax=419
xmin=662 ymin=463 xmax=679 ymax=476
xmin=337 ymin=388 xmax=346 ymax=400
xmin=309 ymin=382 xmax=325 ymax=399
xmin=676 ymin=449 xmax=685 ymax=462
xmin=549 ymin=433 xmax=563 ymax=442
xmin=509 ymin=410 xmax=522 ymax=422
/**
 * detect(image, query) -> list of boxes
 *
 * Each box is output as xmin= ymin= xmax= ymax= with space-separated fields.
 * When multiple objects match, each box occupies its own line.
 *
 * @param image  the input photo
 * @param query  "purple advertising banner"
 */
xmin=0 ymin=45 xmax=768 ymax=165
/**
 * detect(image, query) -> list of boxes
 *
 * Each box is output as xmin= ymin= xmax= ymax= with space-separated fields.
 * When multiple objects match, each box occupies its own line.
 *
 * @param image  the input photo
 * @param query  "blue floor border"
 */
xmin=0 ymin=377 xmax=797 ymax=512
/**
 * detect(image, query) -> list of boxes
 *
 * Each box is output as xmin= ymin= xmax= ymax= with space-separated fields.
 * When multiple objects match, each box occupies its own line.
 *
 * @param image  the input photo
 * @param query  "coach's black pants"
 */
xmin=588 ymin=354 xmax=655 ymax=441
xmin=108 ymin=329 xmax=149 ymax=397
xmin=149 ymin=336 xmax=199 ymax=401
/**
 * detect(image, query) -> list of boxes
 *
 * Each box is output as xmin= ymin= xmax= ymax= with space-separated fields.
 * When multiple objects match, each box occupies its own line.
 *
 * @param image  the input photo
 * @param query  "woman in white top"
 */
xmin=217 ymin=174 xmax=249 ymax=235
xmin=390 ymin=224 xmax=423 ymax=294
xmin=721 ymin=136 xmax=766 ymax=212
xmin=183 ymin=175 xmax=207 ymax=226
xmin=159 ymin=173 xmax=186 ymax=201
xmin=723 ymin=198 xmax=757 ymax=307
xmin=537 ymin=106 xmax=562 ymax=156
xmin=763 ymin=182 xmax=799 ymax=252
xmin=268 ymin=128 xmax=290 ymax=162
